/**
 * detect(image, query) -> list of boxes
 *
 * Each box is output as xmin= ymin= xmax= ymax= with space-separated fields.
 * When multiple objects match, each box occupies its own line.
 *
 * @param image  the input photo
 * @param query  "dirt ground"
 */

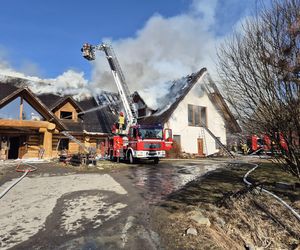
xmin=151 ymin=160 xmax=300 ymax=250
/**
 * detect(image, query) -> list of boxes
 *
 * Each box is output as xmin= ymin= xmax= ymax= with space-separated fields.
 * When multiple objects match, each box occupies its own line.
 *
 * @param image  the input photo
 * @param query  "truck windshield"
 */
xmin=139 ymin=128 xmax=163 ymax=139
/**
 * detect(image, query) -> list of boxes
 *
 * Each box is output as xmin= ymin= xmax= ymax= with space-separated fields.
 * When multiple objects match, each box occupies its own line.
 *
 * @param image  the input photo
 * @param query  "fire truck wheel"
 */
xmin=128 ymin=152 xmax=135 ymax=164
xmin=153 ymin=158 xmax=159 ymax=164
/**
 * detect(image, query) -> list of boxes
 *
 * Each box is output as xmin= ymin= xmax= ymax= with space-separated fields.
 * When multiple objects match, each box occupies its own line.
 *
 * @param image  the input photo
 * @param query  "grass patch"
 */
xmin=152 ymin=161 xmax=300 ymax=249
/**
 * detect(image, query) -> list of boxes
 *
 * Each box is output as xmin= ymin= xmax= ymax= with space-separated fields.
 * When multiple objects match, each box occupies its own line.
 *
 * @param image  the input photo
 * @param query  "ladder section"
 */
xmin=61 ymin=131 xmax=90 ymax=153
xmin=200 ymin=122 xmax=235 ymax=158
xmin=82 ymin=42 xmax=138 ymax=125
xmin=104 ymin=45 xmax=138 ymax=122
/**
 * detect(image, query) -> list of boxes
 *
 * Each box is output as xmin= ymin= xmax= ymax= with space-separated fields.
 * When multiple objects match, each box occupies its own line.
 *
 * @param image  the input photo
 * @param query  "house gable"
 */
xmin=0 ymin=96 xmax=45 ymax=121
xmin=0 ymin=88 xmax=65 ymax=130
xmin=53 ymin=99 xmax=82 ymax=122
xmin=139 ymin=68 xmax=241 ymax=133
xmin=139 ymin=68 xmax=207 ymax=125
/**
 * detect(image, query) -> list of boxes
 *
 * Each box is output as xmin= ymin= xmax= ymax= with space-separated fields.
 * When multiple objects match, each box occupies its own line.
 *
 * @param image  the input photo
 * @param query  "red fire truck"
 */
xmin=81 ymin=43 xmax=173 ymax=163
xmin=247 ymin=133 xmax=288 ymax=154
xmin=109 ymin=124 xmax=172 ymax=164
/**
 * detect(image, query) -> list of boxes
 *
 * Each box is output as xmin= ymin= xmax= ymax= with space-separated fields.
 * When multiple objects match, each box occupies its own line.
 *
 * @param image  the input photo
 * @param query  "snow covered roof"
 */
xmin=0 ymin=79 xmax=116 ymax=134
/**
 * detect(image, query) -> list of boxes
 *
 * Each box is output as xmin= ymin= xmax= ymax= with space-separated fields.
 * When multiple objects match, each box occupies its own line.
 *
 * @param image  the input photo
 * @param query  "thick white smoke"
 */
xmin=0 ymin=68 xmax=94 ymax=101
xmin=0 ymin=0 xmax=250 ymax=107
xmin=0 ymin=46 xmax=96 ymax=100
xmin=91 ymin=0 xmax=221 ymax=108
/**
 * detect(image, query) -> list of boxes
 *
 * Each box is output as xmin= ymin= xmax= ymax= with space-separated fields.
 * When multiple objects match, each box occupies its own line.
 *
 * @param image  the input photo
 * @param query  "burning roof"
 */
xmin=139 ymin=68 xmax=207 ymax=124
xmin=139 ymin=68 xmax=241 ymax=133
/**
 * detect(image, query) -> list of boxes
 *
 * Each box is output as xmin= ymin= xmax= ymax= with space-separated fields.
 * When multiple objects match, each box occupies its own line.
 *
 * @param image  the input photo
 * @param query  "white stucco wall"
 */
xmin=166 ymin=80 xmax=226 ymax=156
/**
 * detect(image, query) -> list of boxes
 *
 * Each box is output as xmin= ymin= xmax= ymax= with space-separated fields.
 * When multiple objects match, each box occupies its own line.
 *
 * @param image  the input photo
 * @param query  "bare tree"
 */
xmin=217 ymin=0 xmax=300 ymax=177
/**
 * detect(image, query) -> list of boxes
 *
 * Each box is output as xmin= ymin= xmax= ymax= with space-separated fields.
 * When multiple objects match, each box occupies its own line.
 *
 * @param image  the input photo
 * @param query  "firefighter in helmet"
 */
xmin=118 ymin=112 xmax=125 ymax=134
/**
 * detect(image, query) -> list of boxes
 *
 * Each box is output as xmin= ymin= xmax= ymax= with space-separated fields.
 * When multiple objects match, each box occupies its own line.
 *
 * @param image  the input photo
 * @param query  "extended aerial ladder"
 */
xmin=81 ymin=42 xmax=173 ymax=163
xmin=81 ymin=43 xmax=138 ymax=130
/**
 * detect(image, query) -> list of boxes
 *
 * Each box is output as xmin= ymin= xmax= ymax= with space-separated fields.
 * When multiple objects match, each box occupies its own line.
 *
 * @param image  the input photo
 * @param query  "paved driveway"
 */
xmin=0 ymin=159 xmax=225 ymax=249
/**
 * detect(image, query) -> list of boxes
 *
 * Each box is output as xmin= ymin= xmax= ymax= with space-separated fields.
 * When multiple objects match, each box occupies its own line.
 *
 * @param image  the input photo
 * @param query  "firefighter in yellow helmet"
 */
xmin=118 ymin=112 xmax=125 ymax=134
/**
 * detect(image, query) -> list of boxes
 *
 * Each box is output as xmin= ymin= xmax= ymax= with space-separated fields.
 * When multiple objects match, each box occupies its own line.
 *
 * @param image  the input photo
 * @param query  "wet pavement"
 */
xmin=1 ymin=159 xmax=227 ymax=250
xmin=128 ymin=161 xmax=219 ymax=204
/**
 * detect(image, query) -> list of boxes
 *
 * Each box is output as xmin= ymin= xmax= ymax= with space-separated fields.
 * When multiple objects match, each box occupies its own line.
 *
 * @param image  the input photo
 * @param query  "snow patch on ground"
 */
xmin=175 ymin=164 xmax=219 ymax=188
xmin=61 ymin=194 xmax=127 ymax=234
xmin=0 ymin=174 xmax=127 ymax=250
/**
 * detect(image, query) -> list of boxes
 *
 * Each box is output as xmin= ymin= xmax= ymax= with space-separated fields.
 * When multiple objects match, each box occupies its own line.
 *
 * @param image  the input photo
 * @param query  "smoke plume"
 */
xmin=90 ymin=0 xmax=222 ymax=108
xmin=0 ymin=0 xmax=252 ymax=107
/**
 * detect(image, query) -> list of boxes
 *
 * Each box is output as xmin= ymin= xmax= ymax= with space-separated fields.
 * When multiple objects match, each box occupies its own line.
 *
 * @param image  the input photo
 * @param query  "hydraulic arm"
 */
xmin=81 ymin=43 xmax=138 ymax=127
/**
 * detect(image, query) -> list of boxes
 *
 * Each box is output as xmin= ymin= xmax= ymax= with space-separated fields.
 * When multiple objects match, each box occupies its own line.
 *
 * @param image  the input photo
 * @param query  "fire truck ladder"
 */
xmin=61 ymin=131 xmax=90 ymax=153
xmin=91 ymin=43 xmax=138 ymax=126
xmin=200 ymin=122 xmax=235 ymax=158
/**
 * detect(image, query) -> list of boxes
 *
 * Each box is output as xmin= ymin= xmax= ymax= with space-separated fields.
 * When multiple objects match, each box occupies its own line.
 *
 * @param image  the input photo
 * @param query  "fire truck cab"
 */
xmin=108 ymin=124 xmax=172 ymax=164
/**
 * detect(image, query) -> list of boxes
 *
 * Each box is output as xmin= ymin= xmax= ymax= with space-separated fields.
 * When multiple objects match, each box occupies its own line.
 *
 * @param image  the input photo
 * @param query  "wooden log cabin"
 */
xmin=0 ymin=80 xmax=116 ymax=160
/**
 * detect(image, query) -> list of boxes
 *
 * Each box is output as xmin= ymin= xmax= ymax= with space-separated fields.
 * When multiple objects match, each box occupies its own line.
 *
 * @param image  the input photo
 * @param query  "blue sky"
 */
xmin=0 ymin=0 xmax=188 ymax=78
xmin=0 ymin=0 xmax=256 ymax=82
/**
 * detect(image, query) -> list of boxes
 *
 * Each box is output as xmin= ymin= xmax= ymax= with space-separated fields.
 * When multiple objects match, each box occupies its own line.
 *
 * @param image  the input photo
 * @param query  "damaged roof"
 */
xmin=37 ymin=93 xmax=117 ymax=134
xmin=138 ymin=68 xmax=241 ymax=133
xmin=95 ymin=91 xmax=120 ymax=106
xmin=78 ymin=97 xmax=117 ymax=134
xmin=139 ymin=68 xmax=207 ymax=125
xmin=0 ymin=81 xmax=20 ymax=100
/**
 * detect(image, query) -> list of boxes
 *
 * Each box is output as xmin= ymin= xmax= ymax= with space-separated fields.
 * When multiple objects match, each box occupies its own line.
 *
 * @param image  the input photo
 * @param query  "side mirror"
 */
xmin=163 ymin=129 xmax=173 ymax=141
xmin=164 ymin=129 xmax=173 ymax=151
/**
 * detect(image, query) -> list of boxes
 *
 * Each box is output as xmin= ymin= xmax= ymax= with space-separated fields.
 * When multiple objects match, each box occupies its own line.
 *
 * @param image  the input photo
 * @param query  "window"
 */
xmin=201 ymin=107 xmax=207 ymax=125
xmin=138 ymin=128 xmax=163 ymax=139
xmin=60 ymin=111 xmax=72 ymax=119
xmin=0 ymin=97 xmax=44 ymax=121
xmin=188 ymin=104 xmax=207 ymax=127
xmin=58 ymin=139 xmax=69 ymax=150
xmin=129 ymin=128 xmax=137 ymax=138
xmin=216 ymin=137 xmax=221 ymax=149
xmin=138 ymin=108 xmax=146 ymax=117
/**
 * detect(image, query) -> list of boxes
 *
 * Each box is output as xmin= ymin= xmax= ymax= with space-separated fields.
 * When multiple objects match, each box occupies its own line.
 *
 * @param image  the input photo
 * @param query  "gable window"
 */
xmin=188 ymin=104 xmax=207 ymax=127
xmin=60 ymin=111 xmax=72 ymax=119
xmin=0 ymin=97 xmax=44 ymax=121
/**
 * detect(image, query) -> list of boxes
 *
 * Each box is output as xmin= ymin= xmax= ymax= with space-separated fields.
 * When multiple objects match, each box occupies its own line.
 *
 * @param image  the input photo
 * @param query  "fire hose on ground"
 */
xmin=0 ymin=161 xmax=37 ymax=199
xmin=243 ymin=163 xmax=300 ymax=222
